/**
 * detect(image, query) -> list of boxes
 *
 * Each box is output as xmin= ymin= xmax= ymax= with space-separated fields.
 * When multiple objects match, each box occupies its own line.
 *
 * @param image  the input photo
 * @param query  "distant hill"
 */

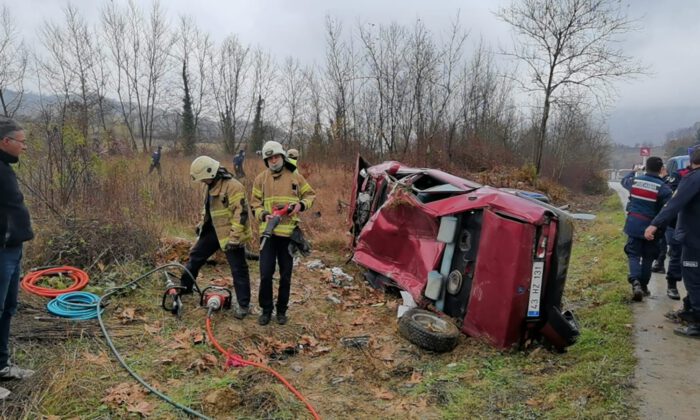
xmin=607 ymin=105 xmax=700 ymax=146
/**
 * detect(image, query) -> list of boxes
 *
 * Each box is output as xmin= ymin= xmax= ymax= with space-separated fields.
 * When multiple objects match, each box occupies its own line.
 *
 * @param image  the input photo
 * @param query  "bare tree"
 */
xmin=102 ymin=0 xmax=173 ymax=152
xmin=497 ymin=0 xmax=644 ymax=174
xmin=175 ymin=16 xmax=211 ymax=131
xmin=324 ymin=16 xmax=354 ymax=152
xmin=279 ymin=56 xmax=306 ymax=146
xmin=0 ymin=6 xmax=28 ymax=118
xmin=175 ymin=16 xmax=211 ymax=154
xmin=209 ymin=34 xmax=250 ymax=154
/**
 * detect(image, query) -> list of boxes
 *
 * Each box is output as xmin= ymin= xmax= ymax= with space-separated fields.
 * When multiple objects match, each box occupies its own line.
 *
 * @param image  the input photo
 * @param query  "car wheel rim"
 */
xmin=412 ymin=313 xmax=449 ymax=333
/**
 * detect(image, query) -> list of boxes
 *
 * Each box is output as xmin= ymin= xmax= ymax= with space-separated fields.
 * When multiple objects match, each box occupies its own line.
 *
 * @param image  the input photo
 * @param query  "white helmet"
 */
xmin=261 ymin=141 xmax=286 ymax=166
xmin=190 ymin=156 xmax=220 ymax=182
xmin=287 ymin=148 xmax=299 ymax=160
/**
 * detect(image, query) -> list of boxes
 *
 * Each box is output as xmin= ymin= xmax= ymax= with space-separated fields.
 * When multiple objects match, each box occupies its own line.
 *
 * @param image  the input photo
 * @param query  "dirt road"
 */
xmin=609 ymin=182 xmax=700 ymax=419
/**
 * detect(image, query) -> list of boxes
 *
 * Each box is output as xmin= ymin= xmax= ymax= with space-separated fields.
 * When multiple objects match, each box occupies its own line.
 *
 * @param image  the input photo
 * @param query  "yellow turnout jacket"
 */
xmin=251 ymin=165 xmax=316 ymax=237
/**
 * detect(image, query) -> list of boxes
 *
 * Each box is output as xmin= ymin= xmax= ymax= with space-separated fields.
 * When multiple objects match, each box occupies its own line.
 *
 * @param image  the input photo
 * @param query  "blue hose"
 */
xmin=47 ymin=292 xmax=102 ymax=320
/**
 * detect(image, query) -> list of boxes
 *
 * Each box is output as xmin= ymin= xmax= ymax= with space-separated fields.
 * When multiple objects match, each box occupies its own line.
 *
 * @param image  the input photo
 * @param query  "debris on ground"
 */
xmin=330 ymin=267 xmax=354 ymax=287
xmin=305 ymin=259 xmax=325 ymax=270
xmin=326 ymin=293 xmax=342 ymax=305
xmin=340 ymin=335 xmax=371 ymax=348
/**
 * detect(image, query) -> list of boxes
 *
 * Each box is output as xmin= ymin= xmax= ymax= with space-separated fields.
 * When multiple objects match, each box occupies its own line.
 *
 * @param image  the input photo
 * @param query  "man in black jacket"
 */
xmin=0 ymin=117 xmax=35 ymax=398
xmin=645 ymin=147 xmax=700 ymax=338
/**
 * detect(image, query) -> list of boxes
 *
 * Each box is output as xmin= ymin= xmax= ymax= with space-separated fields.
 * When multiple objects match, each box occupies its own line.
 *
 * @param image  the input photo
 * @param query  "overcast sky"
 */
xmin=9 ymin=0 xmax=700 ymax=145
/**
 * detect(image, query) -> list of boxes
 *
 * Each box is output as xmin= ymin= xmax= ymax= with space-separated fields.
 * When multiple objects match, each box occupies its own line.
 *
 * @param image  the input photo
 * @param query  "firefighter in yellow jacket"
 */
xmin=251 ymin=141 xmax=316 ymax=325
xmin=180 ymin=156 xmax=252 ymax=319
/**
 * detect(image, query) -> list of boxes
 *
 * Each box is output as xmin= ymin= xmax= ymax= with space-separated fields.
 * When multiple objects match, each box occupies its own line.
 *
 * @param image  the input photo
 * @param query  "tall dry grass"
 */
xmin=21 ymin=151 xmax=356 ymax=268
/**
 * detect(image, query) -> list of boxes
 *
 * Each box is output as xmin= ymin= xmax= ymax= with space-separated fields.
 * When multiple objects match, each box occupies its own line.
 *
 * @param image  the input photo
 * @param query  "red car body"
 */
xmin=348 ymin=157 xmax=579 ymax=350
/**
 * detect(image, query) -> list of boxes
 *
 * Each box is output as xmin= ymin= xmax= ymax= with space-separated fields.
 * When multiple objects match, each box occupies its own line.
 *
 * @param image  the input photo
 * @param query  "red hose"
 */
xmin=21 ymin=266 xmax=90 ymax=298
xmin=205 ymin=317 xmax=321 ymax=420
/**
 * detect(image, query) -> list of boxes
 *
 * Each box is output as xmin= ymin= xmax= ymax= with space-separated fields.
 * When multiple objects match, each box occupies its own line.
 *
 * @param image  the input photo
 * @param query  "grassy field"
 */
xmin=4 ymin=159 xmax=636 ymax=419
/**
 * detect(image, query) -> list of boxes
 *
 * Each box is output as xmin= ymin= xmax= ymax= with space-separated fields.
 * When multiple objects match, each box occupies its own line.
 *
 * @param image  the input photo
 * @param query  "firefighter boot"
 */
xmin=233 ymin=306 xmax=249 ymax=320
xmin=258 ymin=312 xmax=272 ymax=326
xmin=631 ymin=280 xmax=644 ymax=302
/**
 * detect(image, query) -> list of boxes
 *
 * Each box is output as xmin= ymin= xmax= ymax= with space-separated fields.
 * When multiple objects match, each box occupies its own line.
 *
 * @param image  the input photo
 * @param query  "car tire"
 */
xmin=398 ymin=308 xmax=460 ymax=352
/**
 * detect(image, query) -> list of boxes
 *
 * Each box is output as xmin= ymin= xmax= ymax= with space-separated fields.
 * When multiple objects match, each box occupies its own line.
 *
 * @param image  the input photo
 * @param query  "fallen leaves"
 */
xmin=188 ymin=353 xmax=219 ymax=373
xmin=144 ymin=321 xmax=162 ymax=335
xmin=103 ymin=382 xmax=154 ymax=416
xmin=83 ymin=350 xmax=111 ymax=366
xmin=117 ymin=307 xmax=139 ymax=324
xmin=167 ymin=328 xmax=202 ymax=350
xmin=126 ymin=401 xmax=156 ymax=417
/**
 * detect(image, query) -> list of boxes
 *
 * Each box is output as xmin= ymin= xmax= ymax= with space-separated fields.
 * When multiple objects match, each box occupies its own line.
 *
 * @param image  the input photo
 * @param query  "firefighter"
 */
xmin=645 ymin=148 xmax=700 ymax=338
xmin=287 ymin=148 xmax=299 ymax=167
xmin=180 ymin=156 xmax=252 ymax=319
xmin=251 ymin=141 xmax=316 ymax=325
xmin=621 ymin=156 xmax=672 ymax=301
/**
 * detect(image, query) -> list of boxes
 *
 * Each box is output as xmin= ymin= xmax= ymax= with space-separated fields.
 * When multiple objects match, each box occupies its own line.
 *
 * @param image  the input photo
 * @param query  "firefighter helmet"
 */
xmin=190 ymin=156 xmax=220 ymax=182
xmin=287 ymin=148 xmax=299 ymax=160
xmin=261 ymin=141 xmax=285 ymax=159
xmin=261 ymin=141 xmax=286 ymax=167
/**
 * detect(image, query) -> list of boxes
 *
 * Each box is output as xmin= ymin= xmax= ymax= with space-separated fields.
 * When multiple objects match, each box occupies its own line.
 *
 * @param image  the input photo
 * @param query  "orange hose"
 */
xmin=21 ymin=266 xmax=90 ymax=298
xmin=205 ymin=317 xmax=321 ymax=420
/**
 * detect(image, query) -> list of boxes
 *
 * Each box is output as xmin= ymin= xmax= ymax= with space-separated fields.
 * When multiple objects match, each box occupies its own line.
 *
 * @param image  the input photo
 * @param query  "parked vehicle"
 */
xmin=666 ymin=155 xmax=689 ymax=175
xmin=348 ymin=157 xmax=579 ymax=351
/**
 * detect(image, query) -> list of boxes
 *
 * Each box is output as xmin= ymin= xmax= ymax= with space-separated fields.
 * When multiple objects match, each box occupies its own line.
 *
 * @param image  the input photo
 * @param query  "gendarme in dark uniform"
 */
xmin=646 ymin=148 xmax=700 ymax=338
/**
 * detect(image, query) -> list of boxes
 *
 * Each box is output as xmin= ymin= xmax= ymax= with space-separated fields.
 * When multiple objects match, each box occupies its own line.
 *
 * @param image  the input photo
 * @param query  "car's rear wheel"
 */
xmin=398 ymin=308 xmax=460 ymax=352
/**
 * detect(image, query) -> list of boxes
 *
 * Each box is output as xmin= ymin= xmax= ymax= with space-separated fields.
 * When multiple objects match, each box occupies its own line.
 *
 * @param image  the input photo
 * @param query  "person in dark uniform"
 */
xmin=657 ymin=156 xmax=694 ymax=299
xmin=645 ymin=147 xmax=700 ymax=338
xmin=621 ymin=156 xmax=672 ymax=301
xmin=149 ymin=145 xmax=162 ymax=175
xmin=233 ymin=149 xmax=246 ymax=179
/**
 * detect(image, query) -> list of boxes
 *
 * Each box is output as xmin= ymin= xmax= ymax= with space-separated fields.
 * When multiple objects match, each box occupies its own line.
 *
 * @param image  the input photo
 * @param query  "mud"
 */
xmin=610 ymin=182 xmax=700 ymax=420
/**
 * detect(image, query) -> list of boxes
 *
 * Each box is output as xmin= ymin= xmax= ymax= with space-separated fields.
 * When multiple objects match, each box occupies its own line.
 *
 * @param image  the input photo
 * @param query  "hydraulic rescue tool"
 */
xmin=260 ymin=204 xmax=292 ymax=250
xmin=161 ymin=271 xmax=187 ymax=317
xmin=200 ymin=286 xmax=232 ymax=315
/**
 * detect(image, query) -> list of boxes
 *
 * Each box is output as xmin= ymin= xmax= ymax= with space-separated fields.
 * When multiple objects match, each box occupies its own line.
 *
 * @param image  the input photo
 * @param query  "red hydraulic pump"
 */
xmin=200 ymin=286 xmax=232 ymax=315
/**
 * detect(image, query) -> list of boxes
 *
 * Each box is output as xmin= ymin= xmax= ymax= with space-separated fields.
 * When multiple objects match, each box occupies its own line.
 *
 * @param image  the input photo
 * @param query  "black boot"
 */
xmin=276 ymin=311 xmax=288 ymax=325
xmin=641 ymin=284 xmax=651 ymax=297
xmin=666 ymin=279 xmax=680 ymax=300
xmin=631 ymin=280 xmax=644 ymax=302
xmin=233 ymin=306 xmax=249 ymax=320
xmin=258 ymin=312 xmax=272 ymax=326
xmin=651 ymin=261 xmax=665 ymax=274
xmin=674 ymin=323 xmax=700 ymax=339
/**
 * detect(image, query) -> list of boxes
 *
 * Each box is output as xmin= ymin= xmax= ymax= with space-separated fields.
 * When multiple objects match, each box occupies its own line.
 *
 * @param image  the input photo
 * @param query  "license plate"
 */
xmin=527 ymin=261 xmax=544 ymax=317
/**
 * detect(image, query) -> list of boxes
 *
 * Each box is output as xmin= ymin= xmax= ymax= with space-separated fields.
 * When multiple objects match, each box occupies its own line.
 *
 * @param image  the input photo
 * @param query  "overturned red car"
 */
xmin=348 ymin=157 xmax=579 ymax=351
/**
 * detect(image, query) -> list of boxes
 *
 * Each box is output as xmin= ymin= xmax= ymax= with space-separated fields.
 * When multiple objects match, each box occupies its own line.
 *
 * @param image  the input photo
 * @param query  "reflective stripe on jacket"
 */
xmin=621 ymin=171 xmax=671 ymax=238
xmin=251 ymin=167 xmax=316 ymax=237
xmin=201 ymin=176 xmax=252 ymax=249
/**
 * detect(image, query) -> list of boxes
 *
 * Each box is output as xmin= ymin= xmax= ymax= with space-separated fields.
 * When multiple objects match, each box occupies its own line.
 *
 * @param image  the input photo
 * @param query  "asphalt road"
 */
xmin=609 ymin=181 xmax=700 ymax=420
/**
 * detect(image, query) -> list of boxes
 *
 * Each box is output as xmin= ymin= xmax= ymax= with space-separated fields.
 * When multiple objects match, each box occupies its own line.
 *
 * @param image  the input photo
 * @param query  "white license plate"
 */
xmin=527 ymin=261 xmax=544 ymax=317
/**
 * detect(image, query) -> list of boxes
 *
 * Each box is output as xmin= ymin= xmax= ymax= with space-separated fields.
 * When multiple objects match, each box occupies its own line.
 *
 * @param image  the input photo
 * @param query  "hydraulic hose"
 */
xmin=97 ymin=263 xmax=210 ymax=420
xmin=47 ymin=292 xmax=101 ymax=320
xmin=21 ymin=266 xmax=90 ymax=297
xmin=205 ymin=316 xmax=321 ymax=420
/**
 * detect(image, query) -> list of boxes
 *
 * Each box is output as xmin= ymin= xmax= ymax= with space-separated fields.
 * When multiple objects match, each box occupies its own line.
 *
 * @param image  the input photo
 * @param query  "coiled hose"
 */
xmin=21 ymin=266 xmax=90 ymax=297
xmin=47 ymin=292 xmax=101 ymax=320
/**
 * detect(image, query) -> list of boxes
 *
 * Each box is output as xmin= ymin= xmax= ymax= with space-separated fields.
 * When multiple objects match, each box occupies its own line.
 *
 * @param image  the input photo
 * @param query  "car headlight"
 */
xmin=447 ymin=270 xmax=463 ymax=295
